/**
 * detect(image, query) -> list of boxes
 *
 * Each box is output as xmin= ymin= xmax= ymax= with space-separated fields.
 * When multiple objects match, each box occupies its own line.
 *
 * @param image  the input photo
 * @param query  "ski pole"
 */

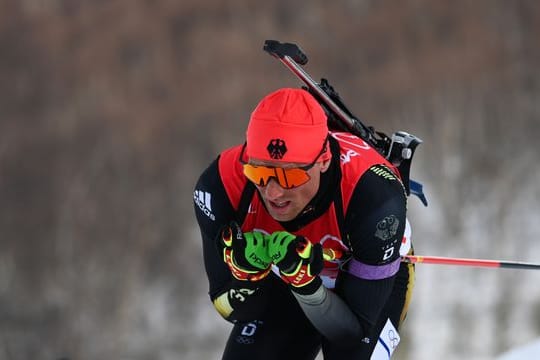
xmin=323 ymin=249 xmax=540 ymax=270
xmin=401 ymin=255 xmax=540 ymax=270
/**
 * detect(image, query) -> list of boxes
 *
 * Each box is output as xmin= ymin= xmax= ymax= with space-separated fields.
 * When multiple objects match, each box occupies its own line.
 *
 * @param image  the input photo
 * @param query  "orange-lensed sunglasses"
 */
xmin=240 ymin=137 xmax=328 ymax=189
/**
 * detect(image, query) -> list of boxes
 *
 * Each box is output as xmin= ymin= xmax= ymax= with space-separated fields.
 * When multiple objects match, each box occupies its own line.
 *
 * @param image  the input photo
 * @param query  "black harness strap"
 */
xmin=236 ymin=181 xmax=256 ymax=224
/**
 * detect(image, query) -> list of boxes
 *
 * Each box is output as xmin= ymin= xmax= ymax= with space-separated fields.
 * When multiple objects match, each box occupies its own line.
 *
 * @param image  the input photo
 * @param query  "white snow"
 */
xmin=496 ymin=339 xmax=540 ymax=359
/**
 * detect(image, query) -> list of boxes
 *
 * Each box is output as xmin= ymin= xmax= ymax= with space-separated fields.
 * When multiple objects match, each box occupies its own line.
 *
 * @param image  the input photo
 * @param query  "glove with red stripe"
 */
xmin=221 ymin=221 xmax=272 ymax=282
xmin=267 ymin=231 xmax=323 ymax=295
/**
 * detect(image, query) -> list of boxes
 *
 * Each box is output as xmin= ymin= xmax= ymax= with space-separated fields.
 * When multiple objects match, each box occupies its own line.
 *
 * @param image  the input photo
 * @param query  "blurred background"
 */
xmin=1 ymin=0 xmax=539 ymax=359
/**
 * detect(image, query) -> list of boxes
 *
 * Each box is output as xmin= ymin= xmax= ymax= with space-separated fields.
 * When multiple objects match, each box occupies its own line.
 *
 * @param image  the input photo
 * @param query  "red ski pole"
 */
xmin=401 ymin=255 xmax=540 ymax=270
xmin=323 ymin=249 xmax=540 ymax=270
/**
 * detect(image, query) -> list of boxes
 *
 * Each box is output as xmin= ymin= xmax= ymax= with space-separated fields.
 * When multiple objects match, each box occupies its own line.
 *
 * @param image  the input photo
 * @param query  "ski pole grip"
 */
xmin=263 ymin=40 xmax=308 ymax=65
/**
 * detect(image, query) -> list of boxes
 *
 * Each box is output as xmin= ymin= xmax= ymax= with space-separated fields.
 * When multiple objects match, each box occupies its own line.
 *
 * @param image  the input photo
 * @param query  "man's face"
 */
xmin=252 ymin=160 xmax=329 ymax=222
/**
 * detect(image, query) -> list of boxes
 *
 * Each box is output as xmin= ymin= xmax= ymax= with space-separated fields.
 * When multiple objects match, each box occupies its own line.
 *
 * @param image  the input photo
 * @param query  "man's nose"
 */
xmin=263 ymin=178 xmax=285 ymax=200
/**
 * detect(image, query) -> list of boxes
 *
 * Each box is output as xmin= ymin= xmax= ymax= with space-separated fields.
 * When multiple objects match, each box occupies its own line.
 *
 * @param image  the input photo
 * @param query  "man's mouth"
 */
xmin=269 ymin=200 xmax=290 ymax=209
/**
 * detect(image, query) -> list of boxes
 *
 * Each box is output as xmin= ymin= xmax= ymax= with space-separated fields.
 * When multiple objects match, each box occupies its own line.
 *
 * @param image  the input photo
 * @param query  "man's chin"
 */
xmin=268 ymin=208 xmax=298 ymax=222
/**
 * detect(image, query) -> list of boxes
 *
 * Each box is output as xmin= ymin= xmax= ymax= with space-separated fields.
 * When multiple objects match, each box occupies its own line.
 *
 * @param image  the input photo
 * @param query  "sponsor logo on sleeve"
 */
xmin=194 ymin=190 xmax=215 ymax=221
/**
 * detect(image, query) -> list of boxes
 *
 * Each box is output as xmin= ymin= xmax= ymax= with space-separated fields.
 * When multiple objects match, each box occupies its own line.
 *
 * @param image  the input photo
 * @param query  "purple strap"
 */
xmin=347 ymin=258 xmax=401 ymax=280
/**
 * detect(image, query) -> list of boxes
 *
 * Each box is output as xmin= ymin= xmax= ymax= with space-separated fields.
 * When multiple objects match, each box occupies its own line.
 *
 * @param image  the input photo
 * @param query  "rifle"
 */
xmin=263 ymin=40 xmax=427 ymax=206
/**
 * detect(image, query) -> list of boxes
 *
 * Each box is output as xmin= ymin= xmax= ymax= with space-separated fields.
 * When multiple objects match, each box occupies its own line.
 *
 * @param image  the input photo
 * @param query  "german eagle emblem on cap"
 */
xmin=267 ymin=139 xmax=287 ymax=159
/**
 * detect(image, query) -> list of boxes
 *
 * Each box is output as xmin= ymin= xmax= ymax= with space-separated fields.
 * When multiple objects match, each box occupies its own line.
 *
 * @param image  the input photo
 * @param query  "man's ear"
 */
xmin=320 ymin=156 xmax=332 ymax=173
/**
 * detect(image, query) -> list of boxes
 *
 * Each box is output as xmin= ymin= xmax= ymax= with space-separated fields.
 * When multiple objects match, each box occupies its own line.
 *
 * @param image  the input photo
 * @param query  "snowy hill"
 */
xmin=496 ymin=339 xmax=540 ymax=359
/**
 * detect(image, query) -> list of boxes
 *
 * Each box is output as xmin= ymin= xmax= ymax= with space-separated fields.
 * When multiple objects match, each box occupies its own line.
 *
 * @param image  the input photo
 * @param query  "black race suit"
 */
xmin=193 ymin=132 xmax=415 ymax=359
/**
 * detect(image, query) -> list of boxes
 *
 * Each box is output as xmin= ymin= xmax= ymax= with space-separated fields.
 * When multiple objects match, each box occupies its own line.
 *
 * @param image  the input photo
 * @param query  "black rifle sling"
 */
xmin=236 ymin=181 xmax=256 ymax=224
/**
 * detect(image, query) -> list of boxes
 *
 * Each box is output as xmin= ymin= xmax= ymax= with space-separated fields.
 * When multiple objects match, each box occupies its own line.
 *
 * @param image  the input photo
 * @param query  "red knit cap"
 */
xmin=246 ymin=88 xmax=329 ymax=164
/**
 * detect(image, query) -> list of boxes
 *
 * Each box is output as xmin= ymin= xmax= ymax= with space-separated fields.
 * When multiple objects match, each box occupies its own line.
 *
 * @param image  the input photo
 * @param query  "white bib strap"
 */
xmin=370 ymin=318 xmax=400 ymax=359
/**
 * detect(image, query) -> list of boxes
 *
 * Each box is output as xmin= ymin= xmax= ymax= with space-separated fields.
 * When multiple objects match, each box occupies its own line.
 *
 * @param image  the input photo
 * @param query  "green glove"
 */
xmin=268 ymin=231 xmax=323 ymax=294
xmin=221 ymin=221 xmax=272 ymax=281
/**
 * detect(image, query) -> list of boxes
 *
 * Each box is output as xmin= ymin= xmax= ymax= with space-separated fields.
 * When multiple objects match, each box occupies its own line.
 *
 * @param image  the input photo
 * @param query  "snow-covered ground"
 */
xmin=496 ymin=339 xmax=540 ymax=359
xmin=401 ymin=159 xmax=540 ymax=359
